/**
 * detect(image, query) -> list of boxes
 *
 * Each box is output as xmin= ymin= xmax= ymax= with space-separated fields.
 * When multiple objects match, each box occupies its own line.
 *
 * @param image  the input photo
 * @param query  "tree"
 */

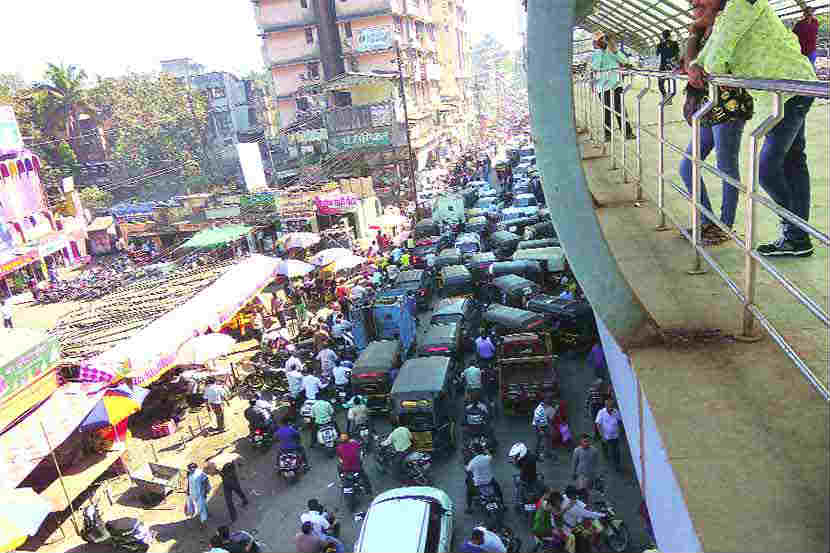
xmin=79 ymin=186 xmax=114 ymax=209
xmin=86 ymin=72 xmax=214 ymax=199
xmin=527 ymin=0 xmax=657 ymax=348
xmin=0 ymin=72 xmax=26 ymax=96
xmin=33 ymin=63 xmax=99 ymax=160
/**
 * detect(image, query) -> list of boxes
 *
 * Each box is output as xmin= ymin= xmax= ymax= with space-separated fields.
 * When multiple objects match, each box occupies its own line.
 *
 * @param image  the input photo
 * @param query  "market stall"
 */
xmin=77 ymin=255 xmax=280 ymax=385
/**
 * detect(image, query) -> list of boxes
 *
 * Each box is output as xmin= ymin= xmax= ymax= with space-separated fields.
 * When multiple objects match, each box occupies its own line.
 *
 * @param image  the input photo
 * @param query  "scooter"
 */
xmin=276 ymin=450 xmax=304 ymax=483
xmin=81 ymin=499 xmax=153 ymax=552
xmin=317 ymin=422 xmax=338 ymax=457
xmin=248 ymin=424 xmax=274 ymax=450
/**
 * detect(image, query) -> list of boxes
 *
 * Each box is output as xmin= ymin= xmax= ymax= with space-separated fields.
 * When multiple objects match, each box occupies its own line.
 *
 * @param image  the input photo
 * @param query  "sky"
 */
xmin=0 ymin=0 xmax=522 ymax=85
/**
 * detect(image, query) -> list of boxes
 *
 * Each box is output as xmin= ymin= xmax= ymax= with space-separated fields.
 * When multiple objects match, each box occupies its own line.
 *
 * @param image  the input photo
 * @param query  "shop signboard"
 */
xmin=356 ymin=26 xmax=393 ymax=53
xmin=0 ymin=367 xmax=58 ymax=433
xmin=332 ymin=130 xmax=391 ymax=150
xmin=0 ymin=105 xmax=24 ymax=157
xmin=0 ymin=250 xmax=37 ymax=279
xmin=0 ymin=335 xmax=61 ymax=407
xmin=240 ymin=192 xmax=277 ymax=211
xmin=315 ymin=193 xmax=359 ymax=216
xmin=291 ymin=128 xmax=328 ymax=144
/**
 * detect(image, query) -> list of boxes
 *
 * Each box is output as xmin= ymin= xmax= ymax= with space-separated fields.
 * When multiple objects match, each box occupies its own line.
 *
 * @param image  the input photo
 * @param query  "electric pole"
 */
xmin=394 ymin=40 xmax=417 ymax=205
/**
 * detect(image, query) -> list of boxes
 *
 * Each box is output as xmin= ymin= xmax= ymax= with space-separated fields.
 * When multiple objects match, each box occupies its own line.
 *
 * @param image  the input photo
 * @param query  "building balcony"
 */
xmin=324 ymin=101 xmax=394 ymax=133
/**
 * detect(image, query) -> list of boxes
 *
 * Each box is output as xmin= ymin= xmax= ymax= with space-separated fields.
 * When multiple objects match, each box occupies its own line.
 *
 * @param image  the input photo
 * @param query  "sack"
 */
xmin=559 ymin=423 xmax=572 ymax=444
xmin=683 ymin=84 xmax=754 ymax=127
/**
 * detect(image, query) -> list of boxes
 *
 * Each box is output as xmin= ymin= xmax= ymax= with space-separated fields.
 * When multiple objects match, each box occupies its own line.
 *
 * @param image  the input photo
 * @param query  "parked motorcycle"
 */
xmin=473 ymin=481 xmax=506 ymax=530
xmin=353 ymin=422 xmax=372 ymax=453
xmin=276 ymin=450 xmax=304 ymax=483
xmin=339 ymin=470 xmax=369 ymax=512
xmin=248 ymin=424 xmax=274 ymax=450
xmin=316 ymin=422 xmax=338 ymax=457
xmin=81 ymin=500 xmax=153 ymax=552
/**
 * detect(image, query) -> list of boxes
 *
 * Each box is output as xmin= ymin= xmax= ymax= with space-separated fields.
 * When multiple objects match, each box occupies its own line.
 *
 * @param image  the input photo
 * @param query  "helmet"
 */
xmin=509 ymin=442 xmax=528 ymax=464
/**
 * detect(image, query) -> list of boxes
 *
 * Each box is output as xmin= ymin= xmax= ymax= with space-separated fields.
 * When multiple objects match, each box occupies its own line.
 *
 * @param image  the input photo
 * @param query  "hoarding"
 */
xmin=332 ymin=130 xmax=391 ymax=150
xmin=290 ymin=128 xmax=328 ymax=144
xmin=356 ymin=26 xmax=393 ymax=52
xmin=0 ymin=335 xmax=61 ymax=406
xmin=236 ymin=142 xmax=268 ymax=193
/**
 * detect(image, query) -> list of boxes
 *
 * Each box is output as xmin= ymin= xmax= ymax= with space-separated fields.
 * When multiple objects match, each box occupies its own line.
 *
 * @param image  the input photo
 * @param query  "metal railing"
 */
xmin=573 ymin=68 xmax=830 ymax=401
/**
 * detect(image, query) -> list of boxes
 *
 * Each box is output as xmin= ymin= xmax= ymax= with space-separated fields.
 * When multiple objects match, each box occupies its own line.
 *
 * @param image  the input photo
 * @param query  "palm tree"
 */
xmin=34 ymin=63 xmax=99 ymax=160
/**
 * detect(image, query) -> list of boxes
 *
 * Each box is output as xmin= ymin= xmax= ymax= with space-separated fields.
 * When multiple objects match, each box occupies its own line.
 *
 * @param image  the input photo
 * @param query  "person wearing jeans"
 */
xmin=590 ymin=31 xmax=635 ymax=142
xmin=679 ymin=119 xmax=746 ymax=241
xmin=690 ymin=0 xmax=818 ymax=257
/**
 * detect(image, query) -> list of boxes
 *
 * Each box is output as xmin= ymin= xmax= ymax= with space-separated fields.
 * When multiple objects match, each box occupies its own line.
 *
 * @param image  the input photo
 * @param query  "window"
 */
xmin=297 ymin=97 xmax=310 ymax=111
xmin=343 ymin=21 xmax=352 ymax=38
xmin=305 ymin=27 xmax=314 ymax=44
xmin=308 ymin=62 xmax=320 ymax=78
xmin=300 ymin=0 xmax=308 ymax=7
xmin=333 ymin=91 xmax=352 ymax=107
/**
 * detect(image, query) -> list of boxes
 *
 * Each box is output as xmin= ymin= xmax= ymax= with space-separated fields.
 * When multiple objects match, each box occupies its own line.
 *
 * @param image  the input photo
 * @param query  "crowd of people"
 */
xmin=590 ymin=2 xmax=821 ymax=256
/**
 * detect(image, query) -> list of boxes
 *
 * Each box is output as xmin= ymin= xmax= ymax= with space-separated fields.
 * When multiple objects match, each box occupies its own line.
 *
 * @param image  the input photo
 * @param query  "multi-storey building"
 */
xmin=251 ymin=0 xmax=472 ymax=198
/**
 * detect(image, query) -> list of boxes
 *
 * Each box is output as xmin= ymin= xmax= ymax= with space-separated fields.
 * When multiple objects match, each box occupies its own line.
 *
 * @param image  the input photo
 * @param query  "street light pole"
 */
xmin=394 ymin=40 xmax=418 ymax=205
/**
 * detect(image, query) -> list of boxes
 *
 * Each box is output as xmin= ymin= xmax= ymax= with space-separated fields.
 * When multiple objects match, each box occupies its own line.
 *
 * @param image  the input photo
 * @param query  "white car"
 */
xmin=354 ymin=487 xmax=454 ymax=552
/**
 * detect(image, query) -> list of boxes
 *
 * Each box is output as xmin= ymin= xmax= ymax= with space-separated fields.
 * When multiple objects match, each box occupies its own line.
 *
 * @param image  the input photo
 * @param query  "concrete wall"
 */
xmin=257 ymin=0 xmax=317 ymax=29
xmin=265 ymin=27 xmax=321 ymax=66
xmin=596 ymin=315 xmax=703 ymax=553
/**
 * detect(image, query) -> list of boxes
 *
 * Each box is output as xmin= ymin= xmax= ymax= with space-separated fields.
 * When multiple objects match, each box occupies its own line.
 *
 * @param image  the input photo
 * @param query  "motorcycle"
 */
xmin=512 ymin=474 xmax=546 ymax=526
xmin=277 ymin=450 xmax=304 ymax=483
xmin=317 ymin=422 xmax=338 ymax=457
xmin=473 ymin=481 xmax=506 ymax=530
xmin=248 ymin=424 xmax=274 ymax=450
xmin=81 ymin=500 xmax=153 ymax=552
xmin=373 ymin=435 xmax=432 ymax=485
xmin=353 ymin=422 xmax=372 ymax=453
xmin=339 ymin=470 xmax=369 ymax=512
xmin=462 ymin=433 xmax=496 ymax=464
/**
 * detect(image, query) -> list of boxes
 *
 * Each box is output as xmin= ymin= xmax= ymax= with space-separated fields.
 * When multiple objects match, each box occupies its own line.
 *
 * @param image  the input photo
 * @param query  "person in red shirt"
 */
xmin=792 ymin=7 xmax=819 ymax=68
xmin=336 ymin=433 xmax=373 ymax=494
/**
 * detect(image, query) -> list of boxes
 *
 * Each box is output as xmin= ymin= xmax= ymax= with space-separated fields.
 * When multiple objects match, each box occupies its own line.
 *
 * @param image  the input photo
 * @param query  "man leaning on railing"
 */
xmin=688 ymin=0 xmax=820 ymax=258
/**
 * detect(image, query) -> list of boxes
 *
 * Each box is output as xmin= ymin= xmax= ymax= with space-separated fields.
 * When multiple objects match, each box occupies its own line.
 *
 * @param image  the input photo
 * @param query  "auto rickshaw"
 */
xmin=390 ymin=356 xmax=457 ymax=456
xmin=512 ymin=247 xmax=567 ymax=289
xmin=465 ymin=216 xmax=489 ymax=236
xmin=480 ymin=274 xmax=542 ymax=308
xmin=465 ymin=252 xmax=498 ymax=283
xmin=496 ymin=216 xmax=540 ymax=237
xmin=488 ymin=260 xmax=545 ymax=285
xmin=435 ymin=248 xmax=463 ymax=272
xmin=516 ymin=238 xmax=560 ymax=250
xmin=524 ymin=295 xmax=598 ymax=352
xmin=351 ymin=340 xmax=403 ymax=414
xmin=523 ymin=221 xmax=556 ymax=241
xmin=414 ymin=218 xmax=440 ymax=239
xmin=439 ymin=265 xmax=473 ymax=299
xmin=489 ymin=231 xmax=521 ymax=259
xmin=416 ymin=321 xmax=463 ymax=364
xmin=481 ymin=304 xmax=557 ymax=415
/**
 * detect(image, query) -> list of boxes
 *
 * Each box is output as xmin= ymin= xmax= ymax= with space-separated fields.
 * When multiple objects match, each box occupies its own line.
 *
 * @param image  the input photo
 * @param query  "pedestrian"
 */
xmin=300 ymin=500 xmax=344 ymax=553
xmin=571 ymin=434 xmax=600 ymax=500
xmin=590 ymin=31 xmax=635 ymax=142
xmin=206 ymin=535 xmax=230 ymax=553
xmin=532 ymin=396 xmax=555 ymax=459
xmin=689 ymin=0 xmax=819 ymax=257
xmin=204 ymin=377 xmax=229 ymax=432
xmin=656 ymin=29 xmax=680 ymax=101
xmin=585 ymin=378 xmax=605 ymax=439
xmin=792 ymin=7 xmax=819 ymax=68
xmin=587 ymin=342 xmax=606 ymax=379
xmin=295 ymin=521 xmax=325 ymax=553
xmin=462 ymin=364 xmax=483 ymax=399
xmin=185 ymin=462 xmax=211 ymax=528
xmin=313 ymin=324 xmax=330 ymax=353
xmin=594 ymin=398 xmax=623 ymax=471
xmin=219 ymin=460 xmax=249 ymax=523
xmin=302 ymin=370 xmax=323 ymax=401
xmin=1 ymin=299 xmax=12 ymax=329
xmin=271 ymin=293 xmax=286 ymax=328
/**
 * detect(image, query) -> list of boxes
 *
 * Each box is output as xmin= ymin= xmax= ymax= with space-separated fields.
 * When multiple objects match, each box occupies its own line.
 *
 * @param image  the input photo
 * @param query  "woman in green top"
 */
xmin=590 ymin=32 xmax=635 ymax=142
xmin=689 ymin=0 xmax=819 ymax=257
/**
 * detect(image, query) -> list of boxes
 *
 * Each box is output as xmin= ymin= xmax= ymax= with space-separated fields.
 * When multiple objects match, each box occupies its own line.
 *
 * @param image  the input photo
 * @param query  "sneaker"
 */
xmin=625 ymin=132 xmax=636 ymax=140
xmin=757 ymin=237 xmax=814 ymax=257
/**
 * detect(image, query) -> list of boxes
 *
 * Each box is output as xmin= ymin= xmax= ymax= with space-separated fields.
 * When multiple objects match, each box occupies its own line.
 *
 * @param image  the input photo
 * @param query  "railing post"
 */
xmin=687 ymin=82 xmax=716 ymax=275
xmin=621 ymin=74 xmax=634 ymax=186
xmin=609 ymin=71 xmax=617 ymax=169
xmin=655 ymin=72 xmax=675 ymax=231
xmin=738 ymin=92 xmax=784 ymax=342
xmin=587 ymin=77 xmax=595 ymax=144
xmin=635 ymin=76 xmax=651 ymax=202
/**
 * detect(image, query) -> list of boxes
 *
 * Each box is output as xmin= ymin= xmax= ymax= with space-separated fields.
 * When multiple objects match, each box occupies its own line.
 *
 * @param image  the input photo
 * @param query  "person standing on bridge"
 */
xmin=689 ymin=0 xmax=819 ymax=257
xmin=656 ymin=30 xmax=680 ymax=102
xmin=590 ymin=31 xmax=635 ymax=143
xmin=792 ymin=7 xmax=819 ymax=69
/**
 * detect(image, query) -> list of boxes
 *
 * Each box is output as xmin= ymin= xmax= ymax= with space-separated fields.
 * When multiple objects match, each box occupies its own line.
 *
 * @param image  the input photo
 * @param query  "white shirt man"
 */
xmin=302 ymin=373 xmax=323 ymax=400
xmin=558 ymin=495 xmax=605 ymax=529
xmin=466 ymin=453 xmax=494 ymax=486
xmin=203 ymin=382 xmax=227 ymax=405
xmin=299 ymin=509 xmax=330 ymax=539
xmin=350 ymin=285 xmax=368 ymax=302
xmin=316 ymin=348 xmax=338 ymax=378
xmin=595 ymin=404 xmax=622 ymax=440
xmin=474 ymin=526 xmax=507 ymax=553
xmin=332 ymin=364 xmax=350 ymax=386
xmin=286 ymin=369 xmax=304 ymax=398
xmin=462 ymin=365 xmax=483 ymax=391
xmin=285 ymin=353 xmax=304 ymax=374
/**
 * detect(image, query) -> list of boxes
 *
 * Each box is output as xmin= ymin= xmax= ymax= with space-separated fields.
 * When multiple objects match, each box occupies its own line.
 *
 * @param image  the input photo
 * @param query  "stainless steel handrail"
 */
xmin=572 ymin=67 xmax=830 ymax=401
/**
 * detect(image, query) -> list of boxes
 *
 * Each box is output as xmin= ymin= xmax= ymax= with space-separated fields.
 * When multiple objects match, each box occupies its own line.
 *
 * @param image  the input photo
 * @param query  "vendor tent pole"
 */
xmin=40 ymin=421 xmax=80 ymax=535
